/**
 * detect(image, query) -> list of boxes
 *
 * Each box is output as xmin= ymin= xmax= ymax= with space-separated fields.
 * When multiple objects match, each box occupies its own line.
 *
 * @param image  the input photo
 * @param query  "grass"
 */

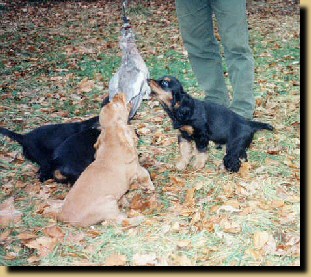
xmin=0 ymin=0 xmax=300 ymax=267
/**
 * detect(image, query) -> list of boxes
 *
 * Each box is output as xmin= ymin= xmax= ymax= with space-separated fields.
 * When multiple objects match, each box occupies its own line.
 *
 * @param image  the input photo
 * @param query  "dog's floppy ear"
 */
xmin=175 ymin=104 xmax=192 ymax=121
xmin=175 ymin=94 xmax=193 ymax=120
xmin=172 ymin=89 xmax=182 ymax=107
xmin=172 ymin=82 xmax=186 ymax=107
xmin=113 ymin=92 xmax=127 ymax=106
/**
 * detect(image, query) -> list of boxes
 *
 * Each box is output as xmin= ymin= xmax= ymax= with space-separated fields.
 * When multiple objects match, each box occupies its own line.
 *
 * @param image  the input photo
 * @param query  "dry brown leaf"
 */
xmin=4 ymin=252 xmax=19 ymax=260
xmin=0 ymin=229 xmax=11 ymax=242
xmin=43 ymin=225 xmax=65 ymax=240
xmin=25 ymin=236 xmax=58 ymax=258
xmin=41 ymin=199 xmax=64 ymax=218
xmin=245 ymin=248 xmax=263 ymax=261
xmin=27 ymin=255 xmax=41 ymax=264
xmin=105 ymin=254 xmax=127 ymax=266
xmin=15 ymin=180 xmax=27 ymax=189
xmin=190 ymin=211 xmax=201 ymax=224
xmin=170 ymin=176 xmax=186 ymax=187
xmin=224 ymin=199 xmax=241 ymax=209
xmin=253 ymin=231 xmax=277 ymax=253
xmin=177 ymin=240 xmax=191 ymax=249
xmin=152 ymin=116 xmax=164 ymax=123
xmin=133 ymin=253 xmax=157 ymax=266
xmin=86 ymin=229 xmax=102 ymax=238
xmin=267 ymin=146 xmax=282 ymax=155
xmin=184 ymin=188 xmax=196 ymax=207
xmin=78 ymin=78 xmax=95 ymax=93
xmin=170 ymin=254 xmax=193 ymax=266
xmin=0 ymin=197 xmax=23 ymax=227
xmin=171 ymin=221 xmax=180 ymax=232
xmin=130 ymin=194 xmax=148 ymax=212
xmin=17 ymin=232 xmax=38 ymax=241
xmin=210 ymin=205 xmax=221 ymax=213
xmin=65 ymin=232 xmax=86 ymax=244
xmin=270 ymin=199 xmax=285 ymax=208
xmin=220 ymin=219 xmax=242 ymax=234
xmin=239 ymin=162 xmax=251 ymax=178
xmin=217 ymin=205 xmax=240 ymax=214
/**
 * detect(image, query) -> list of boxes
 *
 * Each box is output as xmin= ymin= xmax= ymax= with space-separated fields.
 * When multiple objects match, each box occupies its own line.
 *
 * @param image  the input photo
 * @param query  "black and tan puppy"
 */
xmin=0 ymin=117 xmax=99 ymax=181
xmin=51 ymin=128 xmax=100 ymax=184
xmin=148 ymin=76 xmax=273 ymax=172
xmin=0 ymin=96 xmax=110 ymax=182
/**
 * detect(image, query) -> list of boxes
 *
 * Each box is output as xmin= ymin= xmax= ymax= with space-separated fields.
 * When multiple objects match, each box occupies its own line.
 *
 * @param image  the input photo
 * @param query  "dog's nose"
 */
xmin=147 ymin=79 xmax=151 ymax=85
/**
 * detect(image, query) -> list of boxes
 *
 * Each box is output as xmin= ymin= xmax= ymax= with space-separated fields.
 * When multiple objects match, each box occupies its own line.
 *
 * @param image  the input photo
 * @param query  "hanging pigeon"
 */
xmin=108 ymin=13 xmax=151 ymax=119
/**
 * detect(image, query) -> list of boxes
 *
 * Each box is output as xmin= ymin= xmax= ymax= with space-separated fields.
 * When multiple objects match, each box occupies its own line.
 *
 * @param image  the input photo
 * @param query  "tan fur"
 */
xmin=57 ymin=93 xmax=154 ymax=227
xmin=191 ymin=151 xmax=208 ymax=170
xmin=179 ymin=125 xmax=194 ymax=136
xmin=149 ymin=80 xmax=172 ymax=106
xmin=175 ymin=133 xmax=208 ymax=170
xmin=176 ymin=136 xmax=193 ymax=171
xmin=53 ymin=169 xmax=67 ymax=181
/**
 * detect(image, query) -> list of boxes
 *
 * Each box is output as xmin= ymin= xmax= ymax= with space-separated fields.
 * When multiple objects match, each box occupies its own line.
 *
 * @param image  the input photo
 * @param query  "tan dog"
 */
xmin=57 ymin=93 xmax=154 ymax=227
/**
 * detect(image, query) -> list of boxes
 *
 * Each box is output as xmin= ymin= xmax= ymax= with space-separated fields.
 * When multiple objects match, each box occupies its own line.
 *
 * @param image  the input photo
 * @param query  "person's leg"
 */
xmin=212 ymin=0 xmax=255 ymax=119
xmin=175 ymin=0 xmax=230 ymax=107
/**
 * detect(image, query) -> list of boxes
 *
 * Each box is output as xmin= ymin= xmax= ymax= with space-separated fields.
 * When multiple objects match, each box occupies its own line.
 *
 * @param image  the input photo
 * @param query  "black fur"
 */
xmin=0 ymin=116 xmax=99 ymax=181
xmin=51 ymin=128 xmax=100 ymax=184
xmin=150 ymin=76 xmax=274 ymax=172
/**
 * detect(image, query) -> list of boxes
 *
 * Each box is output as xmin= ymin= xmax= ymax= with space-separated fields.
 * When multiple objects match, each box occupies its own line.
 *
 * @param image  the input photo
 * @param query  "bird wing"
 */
xmin=108 ymin=29 xmax=151 ymax=117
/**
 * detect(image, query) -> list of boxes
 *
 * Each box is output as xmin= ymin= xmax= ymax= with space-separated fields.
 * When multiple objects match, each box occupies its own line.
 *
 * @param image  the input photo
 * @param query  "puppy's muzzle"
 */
xmin=148 ymin=79 xmax=163 ymax=96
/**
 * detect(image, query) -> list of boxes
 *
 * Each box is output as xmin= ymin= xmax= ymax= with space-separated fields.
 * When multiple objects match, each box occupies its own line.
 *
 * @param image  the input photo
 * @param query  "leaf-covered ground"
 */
xmin=0 ymin=0 xmax=300 ymax=266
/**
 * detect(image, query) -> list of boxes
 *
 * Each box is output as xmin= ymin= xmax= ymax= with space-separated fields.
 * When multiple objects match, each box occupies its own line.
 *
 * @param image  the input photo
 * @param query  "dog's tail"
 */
xmin=0 ymin=127 xmax=24 ymax=144
xmin=249 ymin=121 xmax=274 ymax=131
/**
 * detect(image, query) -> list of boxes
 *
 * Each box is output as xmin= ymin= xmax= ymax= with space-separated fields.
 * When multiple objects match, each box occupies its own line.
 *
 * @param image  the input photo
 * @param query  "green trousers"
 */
xmin=175 ymin=0 xmax=255 ymax=119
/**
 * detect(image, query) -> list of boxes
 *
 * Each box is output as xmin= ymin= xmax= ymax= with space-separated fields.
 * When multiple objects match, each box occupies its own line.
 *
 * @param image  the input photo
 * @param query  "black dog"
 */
xmin=148 ymin=76 xmax=273 ymax=172
xmin=50 ymin=128 xmax=100 ymax=184
xmin=0 ymin=96 xmax=110 ymax=182
xmin=0 ymin=116 xmax=99 ymax=181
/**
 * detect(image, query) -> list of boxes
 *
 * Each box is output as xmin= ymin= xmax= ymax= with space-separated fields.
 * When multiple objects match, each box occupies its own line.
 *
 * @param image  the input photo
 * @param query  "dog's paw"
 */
xmin=176 ymin=159 xmax=189 ymax=170
xmin=191 ymin=153 xmax=208 ymax=170
xmin=223 ymin=155 xmax=241 ymax=172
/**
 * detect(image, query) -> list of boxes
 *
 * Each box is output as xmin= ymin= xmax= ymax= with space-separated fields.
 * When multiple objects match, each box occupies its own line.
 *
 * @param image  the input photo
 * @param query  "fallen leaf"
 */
xmin=4 ymin=252 xmax=18 ymax=260
xmin=78 ymin=78 xmax=95 ymax=93
xmin=270 ymin=199 xmax=285 ymax=208
xmin=0 ymin=197 xmax=23 ymax=227
xmin=25 ymin=236 xmax=58 ymax=258
xmin=171 ymin=221 xmax=180 ymax=232
xmin=27 ymin=256 xmax=41 ymax=264
xmin=170 ymin=254 xmax=193 ymax=266
xmin=17 ymin=232 xmax=38 ymax=241
xmin=0 ymin=229 xmax=11 ymax=242
xmin=130 ymin=194 xmax=149 ymax=212
xmin=41 ymin=199 xmax=64 ymax=218
xmin=43 ymin=225 xmax=65 ymax=240
xmin=220 ymin=218 xmax=242 ymax=234
xmin=245 ymin=248 xmax=263 ymax=261
xmin=217 ymin=205 xmax=240 ymax=214
xmin=184 ymin=188 xmax=196 ymax=207
xmin=267 ymin=146 xmax=282 ymax=155
xmin=133 ymin=253 xmax=157 ymax=266
xmin=190 ymin=211 xmax=201 ymax=224
xmin=105 ymin=254 xmax=127 ymax=266
xmin=170 ymin=176 xmax=186 ymax=187
xmin=254 ymin=231 xmax=276 ymax=253
xmin=177 ymin=240 xmax=191 ymax=249
xmin=65 ymin=232 xmax=86 ymax=244
xmin=239 ymin=162 xmax=251 ymax=178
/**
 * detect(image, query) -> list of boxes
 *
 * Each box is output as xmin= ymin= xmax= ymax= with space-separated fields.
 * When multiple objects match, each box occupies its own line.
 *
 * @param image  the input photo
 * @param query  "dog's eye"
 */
xmin=161 ymin=80 xmax=169 ymax=88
